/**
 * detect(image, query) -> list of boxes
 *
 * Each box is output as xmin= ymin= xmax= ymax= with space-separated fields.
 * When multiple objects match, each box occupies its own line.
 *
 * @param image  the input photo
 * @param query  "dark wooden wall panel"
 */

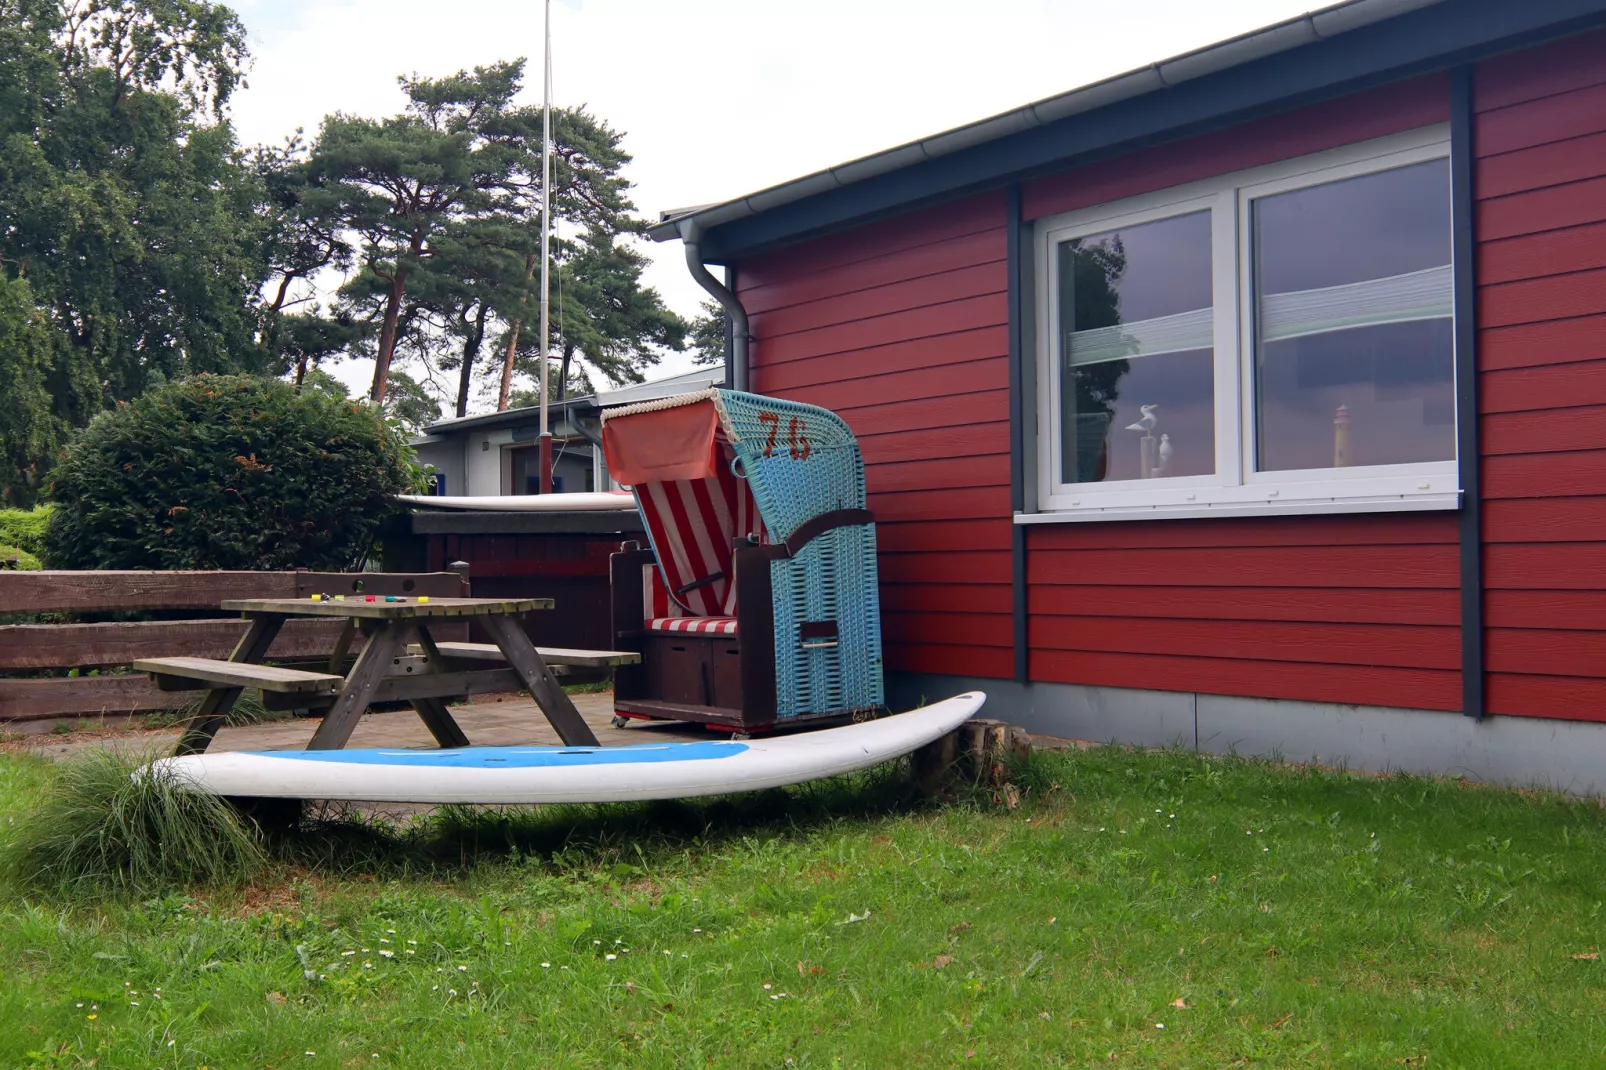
xmin=1475 ymin=28 xmax=1606 ymax=720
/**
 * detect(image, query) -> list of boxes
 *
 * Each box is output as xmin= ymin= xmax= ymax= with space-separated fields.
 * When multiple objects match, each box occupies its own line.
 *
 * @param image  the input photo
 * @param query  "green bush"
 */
xmin=0 ymin=505 xmax=49 ymax=555
xmin=44 ymin=375 xmax=420 ymax=570
xmin=0 ymin=544 xmax=41 ymax=570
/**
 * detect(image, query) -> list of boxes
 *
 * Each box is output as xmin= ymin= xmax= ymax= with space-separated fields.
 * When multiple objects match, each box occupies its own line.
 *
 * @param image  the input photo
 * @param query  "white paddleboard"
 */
xmin=148 ymin=692 xmax=986 ymax=804
xmin=396 ymin=492 xmax=637 ymax=512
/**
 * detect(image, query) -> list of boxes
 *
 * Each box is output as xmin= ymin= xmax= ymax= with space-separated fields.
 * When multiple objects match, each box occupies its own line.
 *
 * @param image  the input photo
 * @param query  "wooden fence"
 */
xmin=0 ymin=570 xmax=468 ymax=724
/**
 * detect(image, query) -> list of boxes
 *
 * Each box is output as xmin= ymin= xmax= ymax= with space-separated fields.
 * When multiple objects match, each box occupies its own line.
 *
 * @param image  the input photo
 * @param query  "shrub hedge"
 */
xmin=44 ymin=375 xmax=420 ymax=570
xmin=0 ymin=545 xmax=41 ymax=570
xmin=0 ymin=505 xmax=48 ymax=555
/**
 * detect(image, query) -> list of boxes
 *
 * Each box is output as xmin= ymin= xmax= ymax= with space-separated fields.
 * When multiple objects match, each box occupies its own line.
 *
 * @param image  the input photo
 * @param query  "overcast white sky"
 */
xmin=224 ymin=0 xmax=1318 ymax=406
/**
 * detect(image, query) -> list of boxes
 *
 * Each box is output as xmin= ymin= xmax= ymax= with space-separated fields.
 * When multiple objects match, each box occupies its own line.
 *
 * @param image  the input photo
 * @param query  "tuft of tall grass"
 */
xmin=146 ymin=687 xmax=291 ymax=730
xmin=0 ymin=747 xmax=266 ymax=899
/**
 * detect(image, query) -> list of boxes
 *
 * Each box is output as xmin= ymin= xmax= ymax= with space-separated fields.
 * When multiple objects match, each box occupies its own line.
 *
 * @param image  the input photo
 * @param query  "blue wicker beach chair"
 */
xmin=600 ymin=389 xmax=884 ymax=733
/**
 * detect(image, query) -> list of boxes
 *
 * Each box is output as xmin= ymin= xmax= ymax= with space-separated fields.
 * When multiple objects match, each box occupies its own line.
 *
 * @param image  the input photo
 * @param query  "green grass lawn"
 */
xmin=4 ymin=743 xmax=1606 ymax=1068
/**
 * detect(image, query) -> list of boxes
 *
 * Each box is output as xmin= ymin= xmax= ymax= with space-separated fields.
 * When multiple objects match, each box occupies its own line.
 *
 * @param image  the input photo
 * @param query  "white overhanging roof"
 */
xmin=594 ymin=365 xmax=726 ymax=408
xmin=417 ymin=364 xmax=727 ymax=441
xmin=646 ymin=0 xmax=1447 ymax=243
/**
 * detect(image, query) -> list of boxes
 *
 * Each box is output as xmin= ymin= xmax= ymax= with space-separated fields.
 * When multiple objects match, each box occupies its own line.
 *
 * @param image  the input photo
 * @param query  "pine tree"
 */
xmin=688 ymin=299 xmax=729 ymax=366
xmin=547 ymin=229 xmax=687 ymax=400
xmin=310 ymin=61 xmax=531 ymax=403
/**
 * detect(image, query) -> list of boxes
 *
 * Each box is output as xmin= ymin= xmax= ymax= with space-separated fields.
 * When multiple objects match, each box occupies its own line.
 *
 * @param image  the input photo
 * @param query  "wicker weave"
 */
xmin=604 ymin=389 xmax=884 ymax=719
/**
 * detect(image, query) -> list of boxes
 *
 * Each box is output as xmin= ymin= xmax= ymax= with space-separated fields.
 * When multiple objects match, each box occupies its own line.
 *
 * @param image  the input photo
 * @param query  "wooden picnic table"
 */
xmin=138 ymin=596 xmax=612 ymax=756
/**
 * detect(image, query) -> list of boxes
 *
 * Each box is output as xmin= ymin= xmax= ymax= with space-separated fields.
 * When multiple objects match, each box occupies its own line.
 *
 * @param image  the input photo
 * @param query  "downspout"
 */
xmin=681 ymin=219 xmax=750 ymax=392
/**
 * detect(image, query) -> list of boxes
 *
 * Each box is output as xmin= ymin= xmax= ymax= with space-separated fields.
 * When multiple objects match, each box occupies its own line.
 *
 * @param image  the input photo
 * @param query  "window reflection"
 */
xmin=1057 ymin=211 xmax=1214 ymax=484
xmin=1253 ymin=159 xmax=1454 ymax=471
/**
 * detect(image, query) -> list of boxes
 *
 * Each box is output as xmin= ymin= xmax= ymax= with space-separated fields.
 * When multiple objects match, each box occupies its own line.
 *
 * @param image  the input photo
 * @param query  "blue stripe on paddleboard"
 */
xmin=244 ymin=741 xmax=749 ymax=768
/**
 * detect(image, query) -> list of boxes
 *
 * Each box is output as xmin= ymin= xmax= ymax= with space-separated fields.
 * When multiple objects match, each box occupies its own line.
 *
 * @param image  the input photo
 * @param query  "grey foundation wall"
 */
xmin=889 ymin=672 xmax=1606 ymax=797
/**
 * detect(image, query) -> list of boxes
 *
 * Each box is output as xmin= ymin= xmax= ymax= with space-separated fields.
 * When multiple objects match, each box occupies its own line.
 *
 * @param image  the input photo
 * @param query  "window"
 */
xmin=1059 ymin=210 xmax=1215 ymax=483
xmin=1030 ymin=128 xmax=1458 ymax=522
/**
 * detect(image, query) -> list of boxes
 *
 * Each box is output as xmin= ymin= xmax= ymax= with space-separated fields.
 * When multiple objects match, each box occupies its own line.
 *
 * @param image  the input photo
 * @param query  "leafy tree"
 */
xmin=0 ymin=0 xmax=268 ymax=502
xmin=484 ymin=108 xmax=684 ymax=410
xmin=311 ymin=61 xmax=536 ymax=404
xmin=509 ymin=361 xmax=591 ymax=411
xmin=301 ymin=363 xmax=437 ymax=433
xmin=1061 ymin=236 xmax=1130 ymax=482
xmin=255 ymin=135 xmax=354 ymax=383
xmin=43 ymin=375 xmax=419 ymax=570
xmin=374 ymin=211 xmax=523 ymax=417
xmin=0 ymin=276 xmax=66 ymax=506
xmin=688 ymin=299 xmax=728 ymax=367
xmin=543 ymin=229 xmax=686 ymax=402
xmin=279 ymin=310 xmax=370 ymax=391
xmin=1063 ymin=236 xmax=1130 ymax=419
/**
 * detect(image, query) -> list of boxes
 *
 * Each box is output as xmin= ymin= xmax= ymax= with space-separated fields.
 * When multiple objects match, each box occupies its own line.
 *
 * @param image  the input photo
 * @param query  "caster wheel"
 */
xmin=610 ymin=715 xmax=631 ymax=729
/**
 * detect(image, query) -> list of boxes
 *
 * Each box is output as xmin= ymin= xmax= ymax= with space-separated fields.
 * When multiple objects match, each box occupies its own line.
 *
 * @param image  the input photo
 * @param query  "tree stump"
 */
xmin=964 ymin=718 xmax=1031 ymax=786
xmin=911 ymin=730 xmax=958 ymax=796
xmin=911 ymin=718 xmax=1031 ymax=793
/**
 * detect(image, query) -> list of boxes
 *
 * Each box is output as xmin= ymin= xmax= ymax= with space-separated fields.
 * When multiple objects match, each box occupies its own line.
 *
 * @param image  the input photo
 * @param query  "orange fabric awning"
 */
xmin=603 ymin=401 xmax=721 ymax=485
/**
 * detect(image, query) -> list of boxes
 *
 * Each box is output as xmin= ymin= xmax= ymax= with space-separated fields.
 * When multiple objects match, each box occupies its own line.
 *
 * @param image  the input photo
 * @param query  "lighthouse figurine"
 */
xmin=1124 ymin=404 xmax=1160 ymax=479
xmin=1333 ymin=403 xmax=1351 ymax=468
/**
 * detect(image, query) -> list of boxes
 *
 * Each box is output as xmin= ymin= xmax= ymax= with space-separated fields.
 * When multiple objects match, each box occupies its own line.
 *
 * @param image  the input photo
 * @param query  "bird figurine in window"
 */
xmin=1125 ymin=404 xmax=1160 ymax=478
xmin=1156 ymin=433 xmax=1174 ymax=476
xmin=1124 ymin=404 xmax=1158 ymax=433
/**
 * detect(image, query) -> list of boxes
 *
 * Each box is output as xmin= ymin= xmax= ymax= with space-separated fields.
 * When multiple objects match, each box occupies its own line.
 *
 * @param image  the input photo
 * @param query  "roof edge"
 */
xmin=646 ymin=0 xmax=1447 ymax=243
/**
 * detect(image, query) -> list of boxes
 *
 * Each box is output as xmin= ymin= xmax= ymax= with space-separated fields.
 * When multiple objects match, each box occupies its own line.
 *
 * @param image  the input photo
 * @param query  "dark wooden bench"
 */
xmin=138 ymin=645 xmax=644 ymax=722
xmin=134 ymin=657 xmax=344 ymax=695
xmin=419 ymin=642 xmax=641 ymax=668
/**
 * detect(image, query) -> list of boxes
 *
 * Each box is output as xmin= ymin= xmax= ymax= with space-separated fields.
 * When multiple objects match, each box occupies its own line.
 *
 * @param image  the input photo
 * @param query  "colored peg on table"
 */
xmin=310 ymin=593 xmax=321 ymax=601
xmin=365 ymin=595 xmax=376 ymax=602
xmin=384 ymin=595 xmax=397 ymax=603
xmin=334 ymin=594 xmax=346 ymax=601
xmin=417 ymin=596 xmax=430 ymax=603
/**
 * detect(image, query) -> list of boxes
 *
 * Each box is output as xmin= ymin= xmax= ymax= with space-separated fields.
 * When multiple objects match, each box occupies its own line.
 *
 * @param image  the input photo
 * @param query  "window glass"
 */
xmin=1057 ymin=210 xmax=1214 ymax=484
xmin=1253 ymin=159 xmax=1454 ymax=472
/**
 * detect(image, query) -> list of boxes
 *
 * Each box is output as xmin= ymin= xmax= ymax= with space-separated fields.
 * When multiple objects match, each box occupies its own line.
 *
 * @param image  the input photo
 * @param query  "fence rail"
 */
xmin=0 ymin=570 xmax=468 ymax=724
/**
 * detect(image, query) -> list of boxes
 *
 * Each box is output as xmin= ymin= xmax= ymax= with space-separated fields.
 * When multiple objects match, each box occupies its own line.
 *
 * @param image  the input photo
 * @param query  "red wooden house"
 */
xmin=649 ymin=0 xmax=1606 ymax=790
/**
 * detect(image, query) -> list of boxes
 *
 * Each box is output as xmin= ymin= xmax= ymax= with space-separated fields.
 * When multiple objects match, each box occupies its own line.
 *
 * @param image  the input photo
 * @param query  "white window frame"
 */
xmin=1025 ymin=125 xmax=1458 ymax=524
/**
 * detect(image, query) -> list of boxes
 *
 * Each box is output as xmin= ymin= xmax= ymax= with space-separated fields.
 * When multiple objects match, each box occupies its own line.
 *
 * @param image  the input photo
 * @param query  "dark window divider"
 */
xmin=1007 ymin=185 xmax=1030 ymax=684
xmin=1451 ymin=65 xmax=1485 ymax=720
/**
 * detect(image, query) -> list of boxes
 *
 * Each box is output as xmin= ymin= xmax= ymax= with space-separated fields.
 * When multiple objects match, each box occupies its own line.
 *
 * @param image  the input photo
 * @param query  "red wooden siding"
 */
xmin=1476 ymin=28 xmax=1606 ymax=721
xmin=1020 ymin=74 xmax=1463 ymax=709
xmin=735 ymin=29 xmax=1605 ymax=718
xmin=740 ymin=192 xmax=1014 ymax=679
xmin=1025 ymin=514 xmax=1462 ymax=710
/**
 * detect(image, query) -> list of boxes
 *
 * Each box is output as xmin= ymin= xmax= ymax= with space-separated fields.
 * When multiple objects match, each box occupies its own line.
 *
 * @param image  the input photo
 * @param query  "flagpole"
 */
xmin=537 ymin=0 xmax=554 ymax=493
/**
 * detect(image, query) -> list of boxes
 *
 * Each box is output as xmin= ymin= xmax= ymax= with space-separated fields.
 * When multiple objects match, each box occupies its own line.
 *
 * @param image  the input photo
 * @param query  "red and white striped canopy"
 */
xmin=605 ymin=397 xmax=760 ymax=619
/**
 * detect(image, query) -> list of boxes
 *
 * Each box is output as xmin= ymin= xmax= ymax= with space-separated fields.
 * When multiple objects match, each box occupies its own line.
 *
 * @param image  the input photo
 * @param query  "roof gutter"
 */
xmin=680 ymin=218 xmax=751 ymax=392
xmin=646 ymin=0 xmax=1446 ymax=245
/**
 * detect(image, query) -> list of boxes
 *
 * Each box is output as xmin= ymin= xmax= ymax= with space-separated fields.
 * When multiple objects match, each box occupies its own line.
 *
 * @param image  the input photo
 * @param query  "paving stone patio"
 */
xmin=16 ymin=691 xmax=705 ymax=764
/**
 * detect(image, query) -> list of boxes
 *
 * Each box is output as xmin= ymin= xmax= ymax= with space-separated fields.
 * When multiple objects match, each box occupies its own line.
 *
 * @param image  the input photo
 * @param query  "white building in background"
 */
xmin=410 ymin=365 xmax=725 ymax=498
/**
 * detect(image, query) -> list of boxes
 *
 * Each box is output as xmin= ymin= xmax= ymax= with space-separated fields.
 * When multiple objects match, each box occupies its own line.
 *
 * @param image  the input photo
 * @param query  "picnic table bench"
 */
xmin=134 ymin=595 xmax=639 ymax=757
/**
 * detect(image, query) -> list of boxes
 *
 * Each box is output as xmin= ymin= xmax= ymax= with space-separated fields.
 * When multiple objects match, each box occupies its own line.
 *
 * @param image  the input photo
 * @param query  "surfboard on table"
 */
xmin=146 ymin=692 xmax=986 ymax=805
xmin=395 ymin=492 xmax=637 ymax=512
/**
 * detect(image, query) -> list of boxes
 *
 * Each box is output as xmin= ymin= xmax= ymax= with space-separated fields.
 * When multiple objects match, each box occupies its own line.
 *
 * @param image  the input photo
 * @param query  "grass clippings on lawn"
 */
xmin=3 ymin=743 xmax=1606 ymax=1067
